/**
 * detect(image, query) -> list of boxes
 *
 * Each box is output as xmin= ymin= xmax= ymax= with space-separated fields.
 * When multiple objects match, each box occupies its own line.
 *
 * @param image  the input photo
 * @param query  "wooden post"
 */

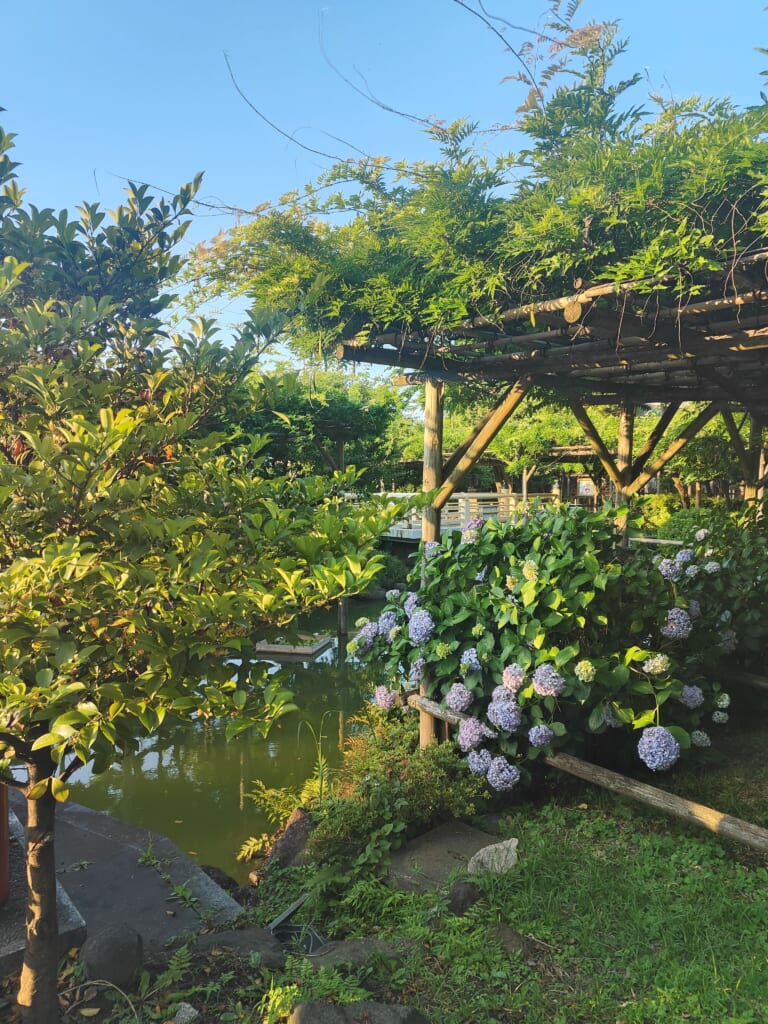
xmin=420 ymin=378 xmax=443 ymax=747
xmin=744 ymin=415 xmax=766 ymax=507
xmin=616 ymin=401 xmax=635 ymax=545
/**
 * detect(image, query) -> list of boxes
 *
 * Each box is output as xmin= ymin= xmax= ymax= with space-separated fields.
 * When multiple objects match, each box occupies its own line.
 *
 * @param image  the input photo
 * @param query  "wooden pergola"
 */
xmin=339 ymin=251 xmax=768 ymax=541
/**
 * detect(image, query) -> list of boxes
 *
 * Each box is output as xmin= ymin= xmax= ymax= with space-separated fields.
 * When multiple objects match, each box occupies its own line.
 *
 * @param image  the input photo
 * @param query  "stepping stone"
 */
xmin=387 ymin=821 xmax=499 ymax=892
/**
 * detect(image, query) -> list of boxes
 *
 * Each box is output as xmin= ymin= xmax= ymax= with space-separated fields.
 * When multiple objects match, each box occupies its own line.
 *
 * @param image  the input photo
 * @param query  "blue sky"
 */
xmin=4 ymin=0 xmax=767 ymax=327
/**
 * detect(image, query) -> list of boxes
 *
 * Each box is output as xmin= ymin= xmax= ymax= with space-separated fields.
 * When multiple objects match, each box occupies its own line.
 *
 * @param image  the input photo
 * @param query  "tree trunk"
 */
xmin=17 ymin=757 xmax=60 ymax=1024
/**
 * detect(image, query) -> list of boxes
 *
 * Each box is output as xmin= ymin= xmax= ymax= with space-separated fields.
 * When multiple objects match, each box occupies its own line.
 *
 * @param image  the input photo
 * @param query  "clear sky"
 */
xmin=3 ymin=0 xmax=767 ymax=321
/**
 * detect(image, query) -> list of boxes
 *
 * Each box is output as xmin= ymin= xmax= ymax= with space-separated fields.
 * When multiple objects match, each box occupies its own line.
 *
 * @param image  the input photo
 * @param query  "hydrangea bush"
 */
xmin=349 ymin=503 xmax=766 ymax=787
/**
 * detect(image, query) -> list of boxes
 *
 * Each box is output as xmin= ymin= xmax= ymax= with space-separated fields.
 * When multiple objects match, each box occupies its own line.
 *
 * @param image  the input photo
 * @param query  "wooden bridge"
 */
xmin=382 ymin=491 xmax=557 ymax=541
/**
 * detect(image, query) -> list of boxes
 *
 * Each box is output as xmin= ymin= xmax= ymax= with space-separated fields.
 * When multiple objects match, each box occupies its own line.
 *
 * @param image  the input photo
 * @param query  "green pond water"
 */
xmin=68 ymin=601 xmax=387 ymax=883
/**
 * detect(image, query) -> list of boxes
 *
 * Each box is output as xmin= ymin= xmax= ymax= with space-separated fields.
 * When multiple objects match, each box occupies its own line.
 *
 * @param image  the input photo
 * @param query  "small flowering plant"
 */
xmin=354 ymin=503 xmax=756 ymax=782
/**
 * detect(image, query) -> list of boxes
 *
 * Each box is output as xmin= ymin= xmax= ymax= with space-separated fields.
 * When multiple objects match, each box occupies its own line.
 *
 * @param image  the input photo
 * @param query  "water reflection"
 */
xmin=69 ymin=601 xmax=387 ymax=882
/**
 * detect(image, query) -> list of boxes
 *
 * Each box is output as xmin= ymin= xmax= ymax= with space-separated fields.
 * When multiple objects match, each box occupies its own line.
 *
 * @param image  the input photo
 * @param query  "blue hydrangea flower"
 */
xmin=684 ymin=564 xmax=700 ymax=579
xmin=487 ymin=698 xmax=522 ymax=733
xmin=703 ymin=560 xmax=721 ymax=574
xmin=658 ymin=557 xmax=683 ymax=581
xmin=404 ymin=592 xmax=421 ymax=617
xmin=457 ymin=717 xmax=496 ymax=752
xmin=408 ymin=609 xmax=435 ymax=645
xmin=691 ymin=729 xmax=711 ymax=748
xmin=445 ymin=681 xmax=474 ymax=713
xmin=354 ymin=620 xmax=379 ymax=654
xmin=486 ymin=757 xmax=521 ymax=792
xmin=460 ymin=648 xmax=482 ymax=673
xmin=661 ymin=607 xmax=692 ymax=640
xmin=501 ymin=663 xmax=526 ymax=693
xmin=642 ymin=654 xmax=670 ymax=675
xmin=491 ymin=685 xmax=515 ymax=703
xmin=423 ymin=541 xmax=440 ymax=559
xmin=678 ymin=685 xmax=704 ymax=709
xmin=408 ymin=656 xmax=426 ymax=684
xmin=604 ymin=704 xmax=623 ymax=729
xmin=637 ymin=726 xmax=680 ymax=771
xmin=377 ymin=611 xmax=397 ymax=636
xmin=385 ymin=589 xmax=401 ymax=602
xmin=688 ymin=599 xmax=701 ymax=619
xmin=373 ymin=685 xmax=399 ymax=710
xmin=532 ymin=663 xmax=565 ymax=697
xmin=675 ymin=548 xmax=695 ymax=564
xmin=712 ymin=710 xmax=729 ymax=724
xmin=528 ymin=724 xmax=555 ymax=748
xmin=467 ymin=748 xmax=493 ymax=776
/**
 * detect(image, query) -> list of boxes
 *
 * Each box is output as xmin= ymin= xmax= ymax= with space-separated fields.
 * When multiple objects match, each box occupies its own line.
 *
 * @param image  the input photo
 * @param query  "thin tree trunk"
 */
xmin=18 ymin=757 xmax=60 ymax=1024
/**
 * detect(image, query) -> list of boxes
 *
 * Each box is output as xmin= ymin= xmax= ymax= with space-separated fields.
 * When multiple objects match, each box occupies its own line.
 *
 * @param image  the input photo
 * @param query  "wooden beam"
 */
xmin=544 ymin=752 xmax=768 ymax=854
xmin=626 ymin=402 xmax=722 ymax=496
xmin=568 ymin=399 xmax=622 ymax=487
xmin=720 ymin=407 xmax=752 ymax=479
xmin=432 ymin=377 xmax=533 ymax=511
xmin=631 ymin=402 xmax=681 ymax=477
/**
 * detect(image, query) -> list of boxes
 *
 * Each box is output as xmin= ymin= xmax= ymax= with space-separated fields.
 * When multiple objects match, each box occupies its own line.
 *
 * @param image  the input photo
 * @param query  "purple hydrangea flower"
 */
xmin=487 ymin=698 xmax=522 ymax=733
xmin=457 ymin=717 xmax=496 ymax=752
xmin=501 ymin=663 xmax=526 ymax=693
xmin=684 ymin=564 xmax=700 ymax=579
xmin=445 ymin=681 xmax=474 ymax=713
xmin=373 ymin=685 xmax=399 ymax=710
xmin=491 ymin=685 xmax=515 ymax=703
xmin=637 ymin=726 xmax=680 ymax=771
xmin=528 ymin=724 xmax=555 ymax=748
xmin=423 ymin=541 xmax=440 ymax=559
xmin=688 ymin=599 xmax=701 ymax=619
xmin=404 ymin=592 xmax=421 ymax=617
xmin=377 ymin=611 xmax=397 ymax=636
xmin=354 ymin=620 xmax=379 ymax=654
xmin=467 ymin=748 xmax=493 ymax=776
xmin=661 ymin=607 xmax=692 ymax=640
xmin=658 ymin=558 xmax=683 ymax=581
xmin=385 ymin=589 xmax=401 ymax=602
xmin=461 ymin=516 xmax=485 ymax=542
xmin=486 ymin=757 xmax=522 ymax=792
xmin=532 ymin=663 xmax=565 ymax=697
xmin=675 ymin=548 xmax=695 ymax=564
xmin=408 ymin=656 xmax=426 ymax=684
xmin=678 ymin=685 xmax=704 ymax=709
xmin=408 ymin=609 xmax=435 ymax=645
xmin=460 ymin=648 xmax=482 ymax=673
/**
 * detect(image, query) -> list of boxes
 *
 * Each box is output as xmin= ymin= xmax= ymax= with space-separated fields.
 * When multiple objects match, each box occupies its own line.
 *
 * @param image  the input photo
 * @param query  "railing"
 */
xmin=382 ymin=491 xmax=558 ymax=541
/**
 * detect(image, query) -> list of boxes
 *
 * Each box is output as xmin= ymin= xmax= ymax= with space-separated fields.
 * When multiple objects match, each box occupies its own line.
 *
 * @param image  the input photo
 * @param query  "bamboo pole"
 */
xmin=543 ymin=753 xmax=768 ymax=854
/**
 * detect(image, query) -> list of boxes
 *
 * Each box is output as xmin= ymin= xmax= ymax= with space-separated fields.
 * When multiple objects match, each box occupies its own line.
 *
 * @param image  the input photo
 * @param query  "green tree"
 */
xmin=0 ymin=126 xmax=408 ymax=1023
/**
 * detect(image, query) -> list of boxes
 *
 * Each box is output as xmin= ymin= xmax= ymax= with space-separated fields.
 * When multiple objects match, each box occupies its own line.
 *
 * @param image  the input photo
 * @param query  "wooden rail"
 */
xmin=407 ymin=693 xmax=768 ymax=855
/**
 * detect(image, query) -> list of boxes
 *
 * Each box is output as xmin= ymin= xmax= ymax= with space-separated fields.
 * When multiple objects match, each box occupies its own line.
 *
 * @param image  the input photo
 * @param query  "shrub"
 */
xmin=352 ymin=503 xmax=764 ymax=780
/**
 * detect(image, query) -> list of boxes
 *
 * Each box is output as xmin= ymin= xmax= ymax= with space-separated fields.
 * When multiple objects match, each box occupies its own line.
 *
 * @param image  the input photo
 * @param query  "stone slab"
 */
xmin=387 ymin=821 xmax=499 ymax=892
xmin=0 ymin=811 xmax=87 ymax=978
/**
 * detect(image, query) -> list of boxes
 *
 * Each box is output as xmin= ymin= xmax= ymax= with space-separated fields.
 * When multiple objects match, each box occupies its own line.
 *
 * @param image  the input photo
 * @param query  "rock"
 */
xmin=265 ymin=808 xmax=316 ymax=868
xmin=79 ymin=922 xmax=143 ymax=989
xmin=174 ymin=1002 xmax=201 ymax=1024
xmin=447 ymin=879 xmax=482 ymax=915
xmin=491 ymin=923 xmax=528 ymax=955
xmin=289 ymin=1001 xmax=431 ymax=1023
xmin=467 ymin=837 xmax=519 ymax=875
xmin=307 ymin=938 xmax=412 ymax=971
xmin=193 ymin=925 xmax=285 ymax=969
xmin=200 ymin=865 xmax=253 ymax=905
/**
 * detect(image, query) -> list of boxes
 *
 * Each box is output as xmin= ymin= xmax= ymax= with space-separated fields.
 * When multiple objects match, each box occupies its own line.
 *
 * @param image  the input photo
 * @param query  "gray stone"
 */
xmin=447 ymin=879 xmax=482 ymax=915
xmin=491 ymin=923 xmax=528 ymax=956
xmin=467 ymin=837 xmax=519 ymax=875
xmin=388 ymin=821 xmax=498 ymax=892
xmin=266 ymin=807 xmax=316 ymax=868
xmin=193 ymin=924 xmax=285 ymax=969
xmin=290 ymin=1001 xmax=430 ymax=1023
xmin=174 ymin=1002 xmax=201 ymax=1024
xmin=307 ymin=937 xmax=411 ymax=971
xmin=79 ymin=922 xmax=143 ymax=989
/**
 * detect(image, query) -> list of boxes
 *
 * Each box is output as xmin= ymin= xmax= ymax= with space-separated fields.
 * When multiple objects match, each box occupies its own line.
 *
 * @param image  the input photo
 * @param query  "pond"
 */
xmin=68 ymin=600 xmax=388 ymax=883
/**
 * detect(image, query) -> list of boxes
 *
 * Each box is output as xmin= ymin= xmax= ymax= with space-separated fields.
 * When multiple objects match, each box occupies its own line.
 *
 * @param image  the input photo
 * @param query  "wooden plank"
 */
xmin=544 ymin=752 xmax=768 ymax=854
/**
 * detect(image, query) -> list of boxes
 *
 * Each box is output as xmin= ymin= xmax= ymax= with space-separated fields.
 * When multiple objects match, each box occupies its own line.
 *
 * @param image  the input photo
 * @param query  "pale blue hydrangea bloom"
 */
xmin=404 ymin=592 xmax=421 ymax=617
xmin=712 ymin=710 xmax=729 ymax=724
xmin=486 ymin=757 xmax=521 ymax=791
xmin=532 ymin=663 xmax=565 ymax=697
xmin=445 ymin=681 xmax=474 ymax=713
xmin=467 ymin=748 xmax=493 ymax=776
xmin=675 ymin=548 xmax=695 ymax=564
xmin=408 ymin=609 xmax=435 ymax=645
xmin=378 ymin=611 xmax=397 ymax=636
xmin=703 ymin=561 xmax=721 ymax=574
xmin=487 ymin=698 xmax=522 ymax=733
xmin=637 ymin=726 xmax=680 ymax=771
xmin=385 ymin=589 xmax=401 ymax=602
xmin=354 ymin=620 xmax=379 ymax=654
xmin=691 ymin=730 xmax=711 ymax=747
xmin=684 ymin=564 xmax=700 ymax=579
xmin=661 ymin=607 xmax=692 ymax=640
xmin=678 ymin=685 xmax=704 ymax=709
xmin=460 ymin=648 xmax=482 ymax=673
xmin=658 ymin=557 xmax=683 ymax=581
xmin=409 ymin=656 xmax=426 ymax=684
xmin=694 ymin=528 xmax=709 ymax=541
xmin=457 ymin=717 xmax=496 ymax=752
xmin=528 ymin=724 xmax=555 ymax=748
